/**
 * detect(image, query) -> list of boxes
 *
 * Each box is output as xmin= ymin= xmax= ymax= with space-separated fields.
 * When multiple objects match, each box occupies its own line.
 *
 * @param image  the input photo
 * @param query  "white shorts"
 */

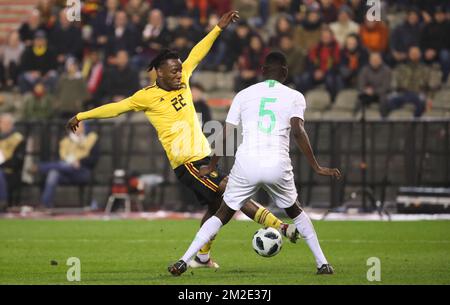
xmin=223 ymin=157 xmax=298 ymax=211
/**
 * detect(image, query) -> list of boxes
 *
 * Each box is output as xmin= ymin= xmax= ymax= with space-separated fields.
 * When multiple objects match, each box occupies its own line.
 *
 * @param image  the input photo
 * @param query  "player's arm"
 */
xmin=291 ymin=117 xmax=341 ymax=178
xmin=183 ymin=11 xmax=239 ymax=74
xmin=66 ymin=98 xmax=135 ymax=133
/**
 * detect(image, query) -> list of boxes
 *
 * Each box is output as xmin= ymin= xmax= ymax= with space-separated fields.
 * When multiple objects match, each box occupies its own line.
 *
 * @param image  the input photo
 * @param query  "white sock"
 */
xmin=293 ymin=212 xmax=328 ymax=268
xmin=197 ymin=252 xmax=210 ymax=263
xmin=181 ymin=216 xmax=223 ymax=263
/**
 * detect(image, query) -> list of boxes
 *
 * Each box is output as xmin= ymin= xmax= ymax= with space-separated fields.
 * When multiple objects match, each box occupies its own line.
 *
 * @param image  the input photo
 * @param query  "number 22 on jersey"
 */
xmin=258 ymin=97 xmax=277 ymax=134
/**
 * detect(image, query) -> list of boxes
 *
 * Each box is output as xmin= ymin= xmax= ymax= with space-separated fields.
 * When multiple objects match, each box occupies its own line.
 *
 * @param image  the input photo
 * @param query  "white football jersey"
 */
xmin=226 ymin=80 xmax=306 ymax=164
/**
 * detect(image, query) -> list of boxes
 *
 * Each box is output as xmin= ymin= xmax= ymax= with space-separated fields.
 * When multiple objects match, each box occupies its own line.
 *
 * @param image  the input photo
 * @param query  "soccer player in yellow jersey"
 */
xmin=66 ymin=11 xmax=298 ymax=269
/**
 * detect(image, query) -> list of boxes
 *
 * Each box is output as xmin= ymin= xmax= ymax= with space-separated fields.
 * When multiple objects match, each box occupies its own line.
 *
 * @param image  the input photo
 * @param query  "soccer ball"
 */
xmin=252 ymin=227 xmax=283 ymax=257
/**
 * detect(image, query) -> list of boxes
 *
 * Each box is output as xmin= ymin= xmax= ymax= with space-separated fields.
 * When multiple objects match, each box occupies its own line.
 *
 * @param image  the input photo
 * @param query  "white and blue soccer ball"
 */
xmin=252 ymin=227 xmax=283 ymax=257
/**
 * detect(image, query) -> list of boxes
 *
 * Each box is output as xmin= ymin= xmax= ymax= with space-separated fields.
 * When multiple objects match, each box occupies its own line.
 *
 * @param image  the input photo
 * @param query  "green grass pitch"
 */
xmin=0 ymin=219 xmax=449 ymax=284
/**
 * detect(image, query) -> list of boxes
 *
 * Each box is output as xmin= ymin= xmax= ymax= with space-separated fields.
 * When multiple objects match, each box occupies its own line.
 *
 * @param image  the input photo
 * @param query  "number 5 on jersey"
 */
xmin=258 ymin=97 xmax=277 ymax=134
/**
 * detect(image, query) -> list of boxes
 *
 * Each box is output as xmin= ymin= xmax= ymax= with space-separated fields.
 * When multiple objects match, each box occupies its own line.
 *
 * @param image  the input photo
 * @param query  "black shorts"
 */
xmin=174 ymin=157 xmax=226 ymax=205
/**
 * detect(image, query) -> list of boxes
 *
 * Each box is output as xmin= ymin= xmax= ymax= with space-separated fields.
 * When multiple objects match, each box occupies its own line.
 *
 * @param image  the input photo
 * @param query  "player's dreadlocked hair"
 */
xmin=147 ymin=49 xmax=180 ymax=71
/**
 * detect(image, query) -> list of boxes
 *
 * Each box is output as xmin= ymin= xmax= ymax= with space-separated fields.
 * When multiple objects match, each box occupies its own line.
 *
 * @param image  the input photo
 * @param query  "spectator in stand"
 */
xmin=359 ymin=19 xmax=389 ymax=53
xmin=171 ymin=34 xmax=191 ymax=61
xmin=421 ymin=6 xmax=450 ymax=82
xmin=22 ymin=82 xmax=54 ymax=121
xmin=330 ymin=5 xmax=359 ymax=46
xmin=105 ymin=11 xmax=139 ymax=57
xmin=92 ymin=0 xmax=120 ymax=49
xmin=294 ymin=7 xmax=323 ymax=53
xmin=185 ymin=0 xmax=205 ymax=26
xmin=36 ymin=0 xmax=57 ymax=29
xmin=34 ymin=121 xmax=99 ymax=209
xmin=139 ymin=9 xmax=172 ymax=62
xmin=209 ymin=0 xmax=232 ymax=17
xmin=173 ymin=13 xmax=203 ymax=49
xmin=277 ymin=34 xmax=306 ymax=89
xmin=0 ymin=113 xmax=24 ymax=212
xmin=235 ymin=34 xmax=269 ymax=92
xmin=54 ymin=58 xmax=89 ymax=119
xmin=0 ymin=94 xmax=17 ymax=115
xmin=50 ymin=9 xmax=83 ymax=67
xmin=265 ymin=0 xmax=294 ymax=36
xmin=348 ymin=0 xmax=366 ymax=24
xmin=357 ymin=52 xmax=392 ymax=116
xmin=269 ymin=14 xmax=295 ymax=48
xmin=299 ymin=26 xmax=342 ymax=100
xmin=18 ymin=31 xmax=58 ymax=94
xmin=18 ymin=9 xmax=46 ymax=46
xmin=152 ymin=0 xmax=186 ymax=17
xmin=387 ymin=46 xmax=442 ymax=117
xmin=319 ymin=0 xmax=338 ymax=23
xmin=390 ymin=8 xmax=423 ymax=65
xmin=199 ymin=13 xmax=228 ymax=71
xmin=82 ymin=48 xmax=104 ymax=107
xmin=125 ymin=0 xmax=151 ymax=28
xmin=0 ymin=31 xmax=25 ymax=89
xmin=191 ymin=83 xmax=212 ymax=128
xmin=339 ymin=34 xmax=368 ymax=88
xmin=97 ymin=50 xmax=140 ymax=103
xmin=224 ymin=20 xmax=253 ymax=70
xmin=233 ymin=0 xmax=260 ymax=27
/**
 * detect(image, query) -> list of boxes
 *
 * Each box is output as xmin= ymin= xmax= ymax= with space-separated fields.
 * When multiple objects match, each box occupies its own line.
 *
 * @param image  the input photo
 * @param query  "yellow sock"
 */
xmin=197 ymin=235 xmax=216 ymax=262
xmin=254 ymin=207 xmax=282 ymax=230
xmin=198 ymin=239 xmax=214 ymax=255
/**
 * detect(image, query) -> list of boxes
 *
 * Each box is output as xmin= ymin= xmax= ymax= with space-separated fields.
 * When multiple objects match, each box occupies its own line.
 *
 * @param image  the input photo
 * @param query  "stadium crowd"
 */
xmin=1 ymin=0 xmax=450 ymax=209
xmin=0 ymin=0 xmax=449 ymax=120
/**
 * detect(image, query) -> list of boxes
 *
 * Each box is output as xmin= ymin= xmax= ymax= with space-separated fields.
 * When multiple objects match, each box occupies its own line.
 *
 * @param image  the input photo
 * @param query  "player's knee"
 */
xmin=216 ymin=203 xmax=234 ymax=225
xmin=285 ymin=201 xmax=303 ymax=219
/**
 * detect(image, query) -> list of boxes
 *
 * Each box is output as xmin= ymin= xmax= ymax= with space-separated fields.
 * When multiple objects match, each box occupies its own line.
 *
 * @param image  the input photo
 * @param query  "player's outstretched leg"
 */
xmin=285 ymin=201 xmax=334 ymax=275
xmin=241 ymin=199 xmax=299 ymax=243
xmin=189 ymin=198 xmax=221 ymax=269
xmin=168 ymin=203 xmax=235 ymax=277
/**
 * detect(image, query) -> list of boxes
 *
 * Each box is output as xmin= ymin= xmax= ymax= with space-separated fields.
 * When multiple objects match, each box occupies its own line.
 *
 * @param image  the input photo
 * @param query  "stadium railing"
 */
xmin=12 ymin=118 xmax=450 ymax=210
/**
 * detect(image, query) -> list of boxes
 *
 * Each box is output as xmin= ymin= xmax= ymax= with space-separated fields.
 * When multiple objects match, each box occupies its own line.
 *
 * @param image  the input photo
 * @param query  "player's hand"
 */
xmin=199 ymin=165 xmax=214 ymax=177
xmin=315 ymin=166 xmax=341 ymax=179
xmin=66 ymin=115 xmax=80 ymax=133
xmin=217 ymin=11 xmax=239 ymax=29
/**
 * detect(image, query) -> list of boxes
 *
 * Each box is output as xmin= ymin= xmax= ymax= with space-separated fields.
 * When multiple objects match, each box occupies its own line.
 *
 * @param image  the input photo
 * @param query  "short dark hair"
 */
xmin=264 ymin=51 xmax=287 ymax=67
xmin=147 ymin=49 xmax=180 ymax=71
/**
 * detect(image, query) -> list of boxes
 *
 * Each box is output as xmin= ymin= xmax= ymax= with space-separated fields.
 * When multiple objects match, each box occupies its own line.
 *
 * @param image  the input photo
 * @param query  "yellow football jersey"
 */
xmin=125 ymin=73 xmax=211 ymax=169
xmin=76 ymin=26 xmax=222 ymax=169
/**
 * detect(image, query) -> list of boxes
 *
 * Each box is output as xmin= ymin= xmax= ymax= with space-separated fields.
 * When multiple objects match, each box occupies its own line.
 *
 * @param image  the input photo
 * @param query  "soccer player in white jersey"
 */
xmin=168 ymin=52 xmax=341 ymax=276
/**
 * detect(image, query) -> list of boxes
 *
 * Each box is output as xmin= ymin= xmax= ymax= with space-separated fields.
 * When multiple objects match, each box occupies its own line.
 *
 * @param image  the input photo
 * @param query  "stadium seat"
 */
xmin=208 ymin=90 xmax=235 ymax=100
xmin=304 ymin=108 xmax=323 ymax=120
xmin=322 ymin=110 xmax=354 ymax=120
xmin=215 ymin=72 xmax=235 ymax=92
xmin=432 ymin=89 xmax=450 ymax=110
xmin=388 ymin=108 xmax=415 ymax=119
xmin=424 ymin=110 xmax=450 ymax=118
xmin=191 ymin=71 xmax=217 ymax=91
xmin=305 ymin=88 xmax=331 ymax=112
xmin=360 ymin=108 xmax=382 ymax=120
xmin=333 ymin=89 xmax=359 ymax=111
